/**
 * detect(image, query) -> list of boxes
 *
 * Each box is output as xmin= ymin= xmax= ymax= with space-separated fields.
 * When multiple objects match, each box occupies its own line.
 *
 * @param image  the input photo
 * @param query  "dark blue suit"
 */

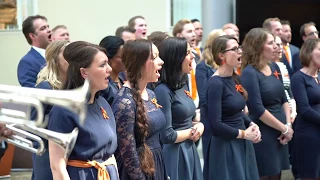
xmin=17 ymin=48 xmax=46 ymax=180
xmin=195 ymin=60 xmax=215 ymax=159
xmin=17 ymin=47 xmax=46 ymax=87
xmin=281 ymin=44 xmax=301 ymax=78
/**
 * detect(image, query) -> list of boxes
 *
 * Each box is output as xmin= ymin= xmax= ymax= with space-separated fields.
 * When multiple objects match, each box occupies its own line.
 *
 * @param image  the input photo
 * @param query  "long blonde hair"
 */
xmin=36 ymin=40 xmax=69 ymax=89
xmin=201 ymin=29 xmax=226 ymax=68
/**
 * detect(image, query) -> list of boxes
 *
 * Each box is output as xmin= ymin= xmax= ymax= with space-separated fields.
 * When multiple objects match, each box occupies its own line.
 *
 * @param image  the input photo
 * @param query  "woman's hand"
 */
xmin=0 ymin=123 xmax=12 ymax=140
xmin=281 ymin=124 xmax=293 ymax=141
xmin=248 ymin=122 xmax=262 ymax=143
xmin=189 ymin=122 xmax=204 ymax=142
xmin=241 ymin=125 xmax=259 ymax=142
xmin=278 ymin=134 xmax=290 ymax=145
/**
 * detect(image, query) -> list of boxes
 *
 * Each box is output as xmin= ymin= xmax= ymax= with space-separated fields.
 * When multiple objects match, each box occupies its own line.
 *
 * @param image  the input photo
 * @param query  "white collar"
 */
xmin=32 ymin=46 xmax=46 ymax=59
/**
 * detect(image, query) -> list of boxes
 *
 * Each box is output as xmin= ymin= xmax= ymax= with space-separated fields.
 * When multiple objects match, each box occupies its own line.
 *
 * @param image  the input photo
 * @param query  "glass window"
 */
xmin=0 ymin=0 xmax=37 ymax=30
xmin=170 ymin=0 xmax=201 ymax=26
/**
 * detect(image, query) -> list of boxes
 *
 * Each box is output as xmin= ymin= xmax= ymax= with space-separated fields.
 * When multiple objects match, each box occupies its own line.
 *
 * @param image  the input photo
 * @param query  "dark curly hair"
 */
xmin=121 ymin=39 xmax=155 ymax=175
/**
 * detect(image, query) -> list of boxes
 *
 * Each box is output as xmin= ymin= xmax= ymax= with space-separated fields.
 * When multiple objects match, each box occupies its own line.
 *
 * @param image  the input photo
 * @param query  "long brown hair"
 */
xmin=211 ymin=35 xmax=248 ymax=99
xmin=121 ymin=39 xmax=155 ymax=175
xmin=63 ymin=41 xmax=106 ymax=90
xmin=300 ymin=38 xmax=320 ymax=67
xmin=241 ymin=28 xmax=271 ymax=71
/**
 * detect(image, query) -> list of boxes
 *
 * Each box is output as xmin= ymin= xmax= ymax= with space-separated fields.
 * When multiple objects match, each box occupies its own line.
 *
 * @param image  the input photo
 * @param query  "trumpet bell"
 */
xmin=45 ymin=127 xmax=79 ymax=159
xmin=64 ymin=128 xmax=79 ymax=159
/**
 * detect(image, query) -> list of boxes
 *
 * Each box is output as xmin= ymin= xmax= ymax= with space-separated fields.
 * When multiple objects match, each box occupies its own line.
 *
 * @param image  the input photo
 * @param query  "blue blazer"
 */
xmin=17 ymin=47 xmax=46 ymax=87
xmin=195 ymin=60 xmax=216 ymax=108
xmin=195 ymin=60 xmax=215 ymax=158
xmin=281 ymin=44 xmax=301 ymax=78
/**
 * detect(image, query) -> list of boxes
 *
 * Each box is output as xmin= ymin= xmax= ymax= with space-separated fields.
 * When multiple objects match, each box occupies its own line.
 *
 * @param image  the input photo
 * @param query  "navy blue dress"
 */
xmin=241 ymin=64 xmax=290 ymax=176
xmin=112 ymin=87 xmax=167 ymax=180
xmin=100 ymin=76 xmax=124 ymax=105
xmin=154 ymin=83 xmax=203 ymax=180
xmin=204 ymin=75 xmax=259 ymax=180
xmin=291 ymin=71 xmax=320 ymax=178
xmin=195 ymin=60 xmax=216 ymax=158
xmin=31 ymin=81 xmax=53 ymax=180
xmin=48 ymin=96 xmax=118 ymax=180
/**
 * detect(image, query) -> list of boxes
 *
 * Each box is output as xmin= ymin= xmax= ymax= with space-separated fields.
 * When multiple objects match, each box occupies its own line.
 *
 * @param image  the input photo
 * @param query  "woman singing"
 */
xmin=48 ymin=41 xmax=118 ymax=180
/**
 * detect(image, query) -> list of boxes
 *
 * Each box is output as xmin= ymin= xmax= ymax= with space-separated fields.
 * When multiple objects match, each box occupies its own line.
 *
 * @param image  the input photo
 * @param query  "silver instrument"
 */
xmin=0 ymin=79 xmax=90 ymax=126
xmin=0 ymin=93 xmax=43 ymax=126
xmin=0 ymin=80 xmax=90 ymax=157
xmin=5 ymin=124 xmax=78 ymax=158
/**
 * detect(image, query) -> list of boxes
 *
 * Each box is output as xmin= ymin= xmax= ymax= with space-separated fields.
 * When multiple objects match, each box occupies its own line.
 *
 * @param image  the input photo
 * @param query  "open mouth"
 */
xmin=142 ymin=32 xmax=147 ymax=36
xmin=48 ymin=34 xmax=52 ymax=41
xmin=156 ymin=68 xmax=161 ymax=77
xmin=105 ymin=77 xmax=110 ymax=84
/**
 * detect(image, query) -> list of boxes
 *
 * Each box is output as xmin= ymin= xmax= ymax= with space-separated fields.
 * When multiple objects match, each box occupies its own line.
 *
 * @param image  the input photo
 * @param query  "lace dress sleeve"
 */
xmin=112 ymin=97 xmax=146 ymax=180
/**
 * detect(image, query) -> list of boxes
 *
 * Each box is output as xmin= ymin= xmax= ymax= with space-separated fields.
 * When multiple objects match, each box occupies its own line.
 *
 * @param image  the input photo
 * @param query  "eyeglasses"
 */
xmin=307 ymin=31 xmax=319 ymax=37
xmin=221 ymin=46 xmax=242 ymax=53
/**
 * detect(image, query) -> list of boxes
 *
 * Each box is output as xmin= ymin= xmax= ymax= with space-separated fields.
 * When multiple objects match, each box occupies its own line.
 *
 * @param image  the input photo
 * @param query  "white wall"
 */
xmin=0 ymin=0 xmax=168 ymax=86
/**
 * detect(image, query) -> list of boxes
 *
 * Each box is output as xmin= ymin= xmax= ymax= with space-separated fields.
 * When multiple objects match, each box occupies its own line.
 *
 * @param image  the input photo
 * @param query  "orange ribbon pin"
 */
xmin=235 ymin=84 xmax=244 ymax=92
xmin=151 ymin=98 xmax=162 ymax=108
xmin=100 ymin=107 xmax=109 ymax=119
xmin=184 ymin=90 xmax=192 ymax=99
xmin=274 ymin=70 xmax=281 ymax=80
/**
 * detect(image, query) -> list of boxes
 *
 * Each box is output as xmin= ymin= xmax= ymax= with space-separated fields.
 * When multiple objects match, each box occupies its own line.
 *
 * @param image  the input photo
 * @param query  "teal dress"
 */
xmin=204 ymin=76 xmax=259 ymax=180
xmin=241 ymin=63 xmax=290 ymax=176
xmin=154 ymin=83 xmax=203 ymax=180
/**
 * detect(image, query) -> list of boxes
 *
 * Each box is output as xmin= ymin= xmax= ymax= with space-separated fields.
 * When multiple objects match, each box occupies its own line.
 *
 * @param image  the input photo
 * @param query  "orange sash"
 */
xmin=67 ymin=154 xmax=117 ymax=180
